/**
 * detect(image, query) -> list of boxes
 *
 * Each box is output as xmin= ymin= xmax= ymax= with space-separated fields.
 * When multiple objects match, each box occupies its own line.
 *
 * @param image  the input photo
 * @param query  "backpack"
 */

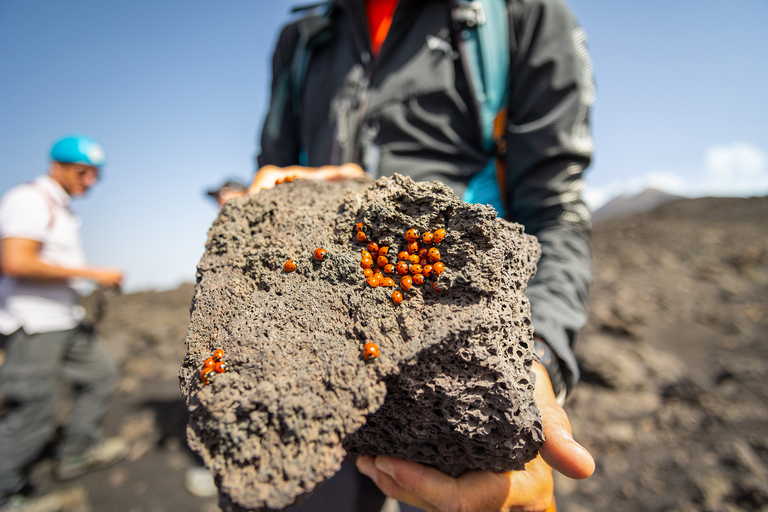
xmin=288 ymin=0 xmax=510 ymax=217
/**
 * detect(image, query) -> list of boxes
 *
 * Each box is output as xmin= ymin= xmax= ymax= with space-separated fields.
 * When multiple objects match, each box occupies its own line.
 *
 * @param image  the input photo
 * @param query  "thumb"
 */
xmin=533 ymin=362 xmax=595 ymax=479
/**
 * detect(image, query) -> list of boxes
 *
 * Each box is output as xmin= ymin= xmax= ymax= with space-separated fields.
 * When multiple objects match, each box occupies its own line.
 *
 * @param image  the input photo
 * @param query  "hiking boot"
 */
xmin=0 ymin=495 xmax=24 ymax=512
xmin=0 ymin=487 xmax=89 ymax=512
xmin=55 ymin=437 xmax=130 ymax=481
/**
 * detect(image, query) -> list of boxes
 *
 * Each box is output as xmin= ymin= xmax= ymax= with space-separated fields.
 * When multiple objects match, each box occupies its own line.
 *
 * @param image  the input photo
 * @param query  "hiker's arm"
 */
xmin=356 ymin=362 xmax=594 ymax=512
xmin=248 ymin=164 xmax=365 ymax=195
xmin=503 ymin=0 xmax=595 ymax=396
xmin=257 ymin=22 xmax=304 ymax=169
xmin=1 ymin=237 xmax=122 ymax=288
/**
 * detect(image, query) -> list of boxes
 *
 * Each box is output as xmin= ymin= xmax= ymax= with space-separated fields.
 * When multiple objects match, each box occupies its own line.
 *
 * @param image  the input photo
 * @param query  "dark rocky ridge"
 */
xmin=559 ymin=195 xmax=768 ymax=512
xmin=178 ymin=175 xmax=544 ymax=511
xmin=13 ymin=195 xmax=765 ymax=512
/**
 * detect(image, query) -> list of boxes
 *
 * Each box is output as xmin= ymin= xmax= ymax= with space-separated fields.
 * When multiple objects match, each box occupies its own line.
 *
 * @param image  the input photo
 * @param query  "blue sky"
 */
xmin=1 ymin=0 xmax=766 ymax=292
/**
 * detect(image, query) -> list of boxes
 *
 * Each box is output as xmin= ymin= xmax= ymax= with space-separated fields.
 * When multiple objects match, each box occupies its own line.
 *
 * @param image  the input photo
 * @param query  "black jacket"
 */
xmin=257 ymin=0 xmax=594 ymax=395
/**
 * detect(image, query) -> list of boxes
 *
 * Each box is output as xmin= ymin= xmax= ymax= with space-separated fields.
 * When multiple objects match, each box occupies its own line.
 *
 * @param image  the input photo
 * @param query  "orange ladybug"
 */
xmin=213 ymin=349 xmax=224 ymax=361
xmin=363 ymin=268 xmax=374 ymax=278
xmin=367 ymin=241 xmax=379 ymax=253
xmin=383 ymin=264 xmax=395 ymax=274
xmin=213 ymin=361 xmax=227 ymax=373
xmin=357 ymin=231 xmax=368 ymax=242
xmin=400 ymin=275 xmax=413 ymax=291
xmin=203 ymin=357 xmax=215 ymax=369
xmin=419 ymin=248 xmax=429 ymax=259
xmin=381 ymin=277 xmax=395 ymax=287
xmin=408 ymin=254 xmax=420 ymax=265
xmin=433 ymin=281 xmax=442 ymax=292
xmin=398 ymin=251 xmax=409 ymax=261
xmin=412 ymin=274 xmax=424 ymax=285
xmin=396 ymin=261 xmax=409 ymax=275
xmin=360 ymin=258 xmax=373 ymax=270
xmin=200 ymin=367 xmax=214 ymax=385
xmin=422 ymin=265 xmax=434 ymax=278
xmin=432 ymin=261 xmax=445 ymax=275
xmin=367 ymin=275 xmax=381 ymax=287
xmin=433 ymin=229 xmax=446 ymax=243
xmin=362 ymin=250 xmax=373 ymax=260
xmin=356 ymin=222 xmax=364 ymax=232
xmin=422 ymin=232 xmax=434 ymax=244
xmin=405 ymin=229 xmax=420 ymax=242
xmin=410 ymin=264 xmax=423 ymax=275
xmin=284 ymin=259 xmax=297 ymax=272
xmin=428 ymin=248 xmax=441 ymax=262
xmin=313 ymin=248 xmax=328 ymax=261
xmin=377 ymin=255 xmax=389 ymax=267
xmin=378 ymin=246 xmax=389 ymax=257
xmin=392 ymin=290 xmax=403 ymax=304
xmin=363 ymin=342 xmax=380 ymax=360
xmin=407 ymin=241 xmax=419 ymax=254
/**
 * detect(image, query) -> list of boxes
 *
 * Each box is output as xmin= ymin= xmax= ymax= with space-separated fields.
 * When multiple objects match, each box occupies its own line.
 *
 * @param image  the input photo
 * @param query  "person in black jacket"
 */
xmin=250 ymin=0 xmax=595 ymax=509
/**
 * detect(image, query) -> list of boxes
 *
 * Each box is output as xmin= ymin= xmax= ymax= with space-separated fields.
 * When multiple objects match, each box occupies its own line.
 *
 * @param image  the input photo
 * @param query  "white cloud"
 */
xmin=706 ymin=143 xmax=766 ymax=178
xmin=702 ymin=142 xmax=768 ymax=195
xmin=586 ymin=142 xmax=768 ymax=211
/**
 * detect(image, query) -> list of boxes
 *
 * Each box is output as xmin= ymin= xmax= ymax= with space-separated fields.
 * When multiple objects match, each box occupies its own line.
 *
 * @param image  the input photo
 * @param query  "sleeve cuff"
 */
xmin=534 ymin=336 xmax=567 ymax=406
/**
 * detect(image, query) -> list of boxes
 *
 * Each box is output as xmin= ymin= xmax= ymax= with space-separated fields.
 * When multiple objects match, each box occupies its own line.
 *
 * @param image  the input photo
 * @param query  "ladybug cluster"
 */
xmin=276 ymin=223 xmax=450 ymax=364
xmin=355 ymin=223 xmax=450 ymax=361
xmin=356 ymin=223 xmax=447 ymax=303
xmin=199 ymin=348 xmax=227 ymax=385
xmin=274 ymin=175 xmax=300 ymax=186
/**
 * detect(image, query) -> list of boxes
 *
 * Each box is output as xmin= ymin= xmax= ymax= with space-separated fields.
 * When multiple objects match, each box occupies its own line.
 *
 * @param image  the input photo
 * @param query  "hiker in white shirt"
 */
xmin=0 ymin=135 xmax=128 ymax=507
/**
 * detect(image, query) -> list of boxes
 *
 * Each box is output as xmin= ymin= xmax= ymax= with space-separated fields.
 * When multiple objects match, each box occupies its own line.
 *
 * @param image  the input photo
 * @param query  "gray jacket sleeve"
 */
xmin=257 ymin=22 xmax=303 ymax=168
xmin=504 ymin=0 xmax=595 ymax=394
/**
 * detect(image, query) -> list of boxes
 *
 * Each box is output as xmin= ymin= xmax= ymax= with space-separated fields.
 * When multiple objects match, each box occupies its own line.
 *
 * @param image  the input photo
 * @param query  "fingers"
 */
xmin=532 ymin=362 xmax=595 ymax=479
xmin=249 ymin=164 xmax=365 ymax=194
xmin=357 ymin=456 xmax=453 ymax=512
xmin=318 ymin=163 xmax=365 ymax=180
xmin=358 ymin=455 xmax=557 ymax=512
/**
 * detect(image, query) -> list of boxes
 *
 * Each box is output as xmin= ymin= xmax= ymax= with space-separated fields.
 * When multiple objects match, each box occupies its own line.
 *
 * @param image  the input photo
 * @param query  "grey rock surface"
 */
xmin=179 ymin=174 xmax=543 ymax=511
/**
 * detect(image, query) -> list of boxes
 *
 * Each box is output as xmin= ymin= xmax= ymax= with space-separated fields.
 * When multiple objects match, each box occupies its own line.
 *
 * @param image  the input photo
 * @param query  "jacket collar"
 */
xmin=336 ymin=0 xmax=422 ymax=61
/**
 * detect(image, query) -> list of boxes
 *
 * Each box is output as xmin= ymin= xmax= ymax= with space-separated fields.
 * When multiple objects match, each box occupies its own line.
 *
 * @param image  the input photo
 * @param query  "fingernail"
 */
xmin=356 ymin=456 xmax=375 ymax=477
xmin=568 ymin=438 xmax=596 ymax=477
xmin=374 ymin=457 xmax=396 ymax=479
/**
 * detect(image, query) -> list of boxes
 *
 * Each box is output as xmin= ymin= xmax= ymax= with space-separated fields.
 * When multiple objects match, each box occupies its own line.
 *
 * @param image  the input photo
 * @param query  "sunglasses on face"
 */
xmin=70 ymin=165 xmax=100 ymax=180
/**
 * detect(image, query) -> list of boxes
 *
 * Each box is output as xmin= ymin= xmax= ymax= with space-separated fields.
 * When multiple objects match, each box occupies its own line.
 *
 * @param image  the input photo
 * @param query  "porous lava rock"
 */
xmin=179 ymin=174 xmax=543 ymax=511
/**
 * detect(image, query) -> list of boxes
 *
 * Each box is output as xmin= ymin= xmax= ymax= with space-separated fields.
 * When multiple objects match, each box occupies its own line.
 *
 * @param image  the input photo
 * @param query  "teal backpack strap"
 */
xmin=290 ymin=2 xmax=336 ymax=116
xmin=454 ymin=0 xmax=510 ymax=218
xmin=290 ymin=1 xmax=336 ymax=165
xmin=263 ymin=2 xmax=335 ymax=166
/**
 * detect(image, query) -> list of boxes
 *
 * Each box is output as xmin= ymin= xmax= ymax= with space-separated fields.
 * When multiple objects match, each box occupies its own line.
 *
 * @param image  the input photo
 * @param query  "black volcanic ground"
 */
xmin=7 ymin=195 xmax=767 ymax=512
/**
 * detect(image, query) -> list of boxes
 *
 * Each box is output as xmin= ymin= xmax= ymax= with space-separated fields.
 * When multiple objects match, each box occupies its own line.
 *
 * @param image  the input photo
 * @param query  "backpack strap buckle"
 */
xmin=453 ymin=1 xmax=487 ymax=27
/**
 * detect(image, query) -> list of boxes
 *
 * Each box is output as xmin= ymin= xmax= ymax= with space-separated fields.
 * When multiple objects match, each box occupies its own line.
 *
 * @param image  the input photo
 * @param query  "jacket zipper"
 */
xmin=344 ymin=0 xmax=413 ymax=166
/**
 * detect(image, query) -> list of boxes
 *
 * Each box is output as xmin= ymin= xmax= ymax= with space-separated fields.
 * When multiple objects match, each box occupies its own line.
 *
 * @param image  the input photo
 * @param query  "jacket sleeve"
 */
xmin=256 ymin=22 xmax=303 ymax=169
xmin=504 ymin=0 xmax=596 ymax=394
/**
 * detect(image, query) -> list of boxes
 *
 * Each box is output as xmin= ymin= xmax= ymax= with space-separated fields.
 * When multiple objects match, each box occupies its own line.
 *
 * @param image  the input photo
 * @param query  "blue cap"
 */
xmin=50 ymin=135 xmax=106 ymax=168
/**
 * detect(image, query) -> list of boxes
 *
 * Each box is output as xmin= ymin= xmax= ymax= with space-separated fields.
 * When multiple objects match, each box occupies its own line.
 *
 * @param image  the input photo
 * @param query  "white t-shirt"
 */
xmin=0 ymin=175 xmax=87 ymax=334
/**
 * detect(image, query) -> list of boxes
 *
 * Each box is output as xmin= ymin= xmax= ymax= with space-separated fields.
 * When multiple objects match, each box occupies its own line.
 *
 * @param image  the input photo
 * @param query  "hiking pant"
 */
xmin=0 ymin=326 xmax=118 ymax=496
xmin=286 ymin=459 xmax=422 ymax=512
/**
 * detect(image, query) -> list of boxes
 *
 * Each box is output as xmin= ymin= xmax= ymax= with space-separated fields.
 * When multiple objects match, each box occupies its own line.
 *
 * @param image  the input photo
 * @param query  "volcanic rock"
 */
xmin=179 ymin=174 xmax=543 ymax=511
